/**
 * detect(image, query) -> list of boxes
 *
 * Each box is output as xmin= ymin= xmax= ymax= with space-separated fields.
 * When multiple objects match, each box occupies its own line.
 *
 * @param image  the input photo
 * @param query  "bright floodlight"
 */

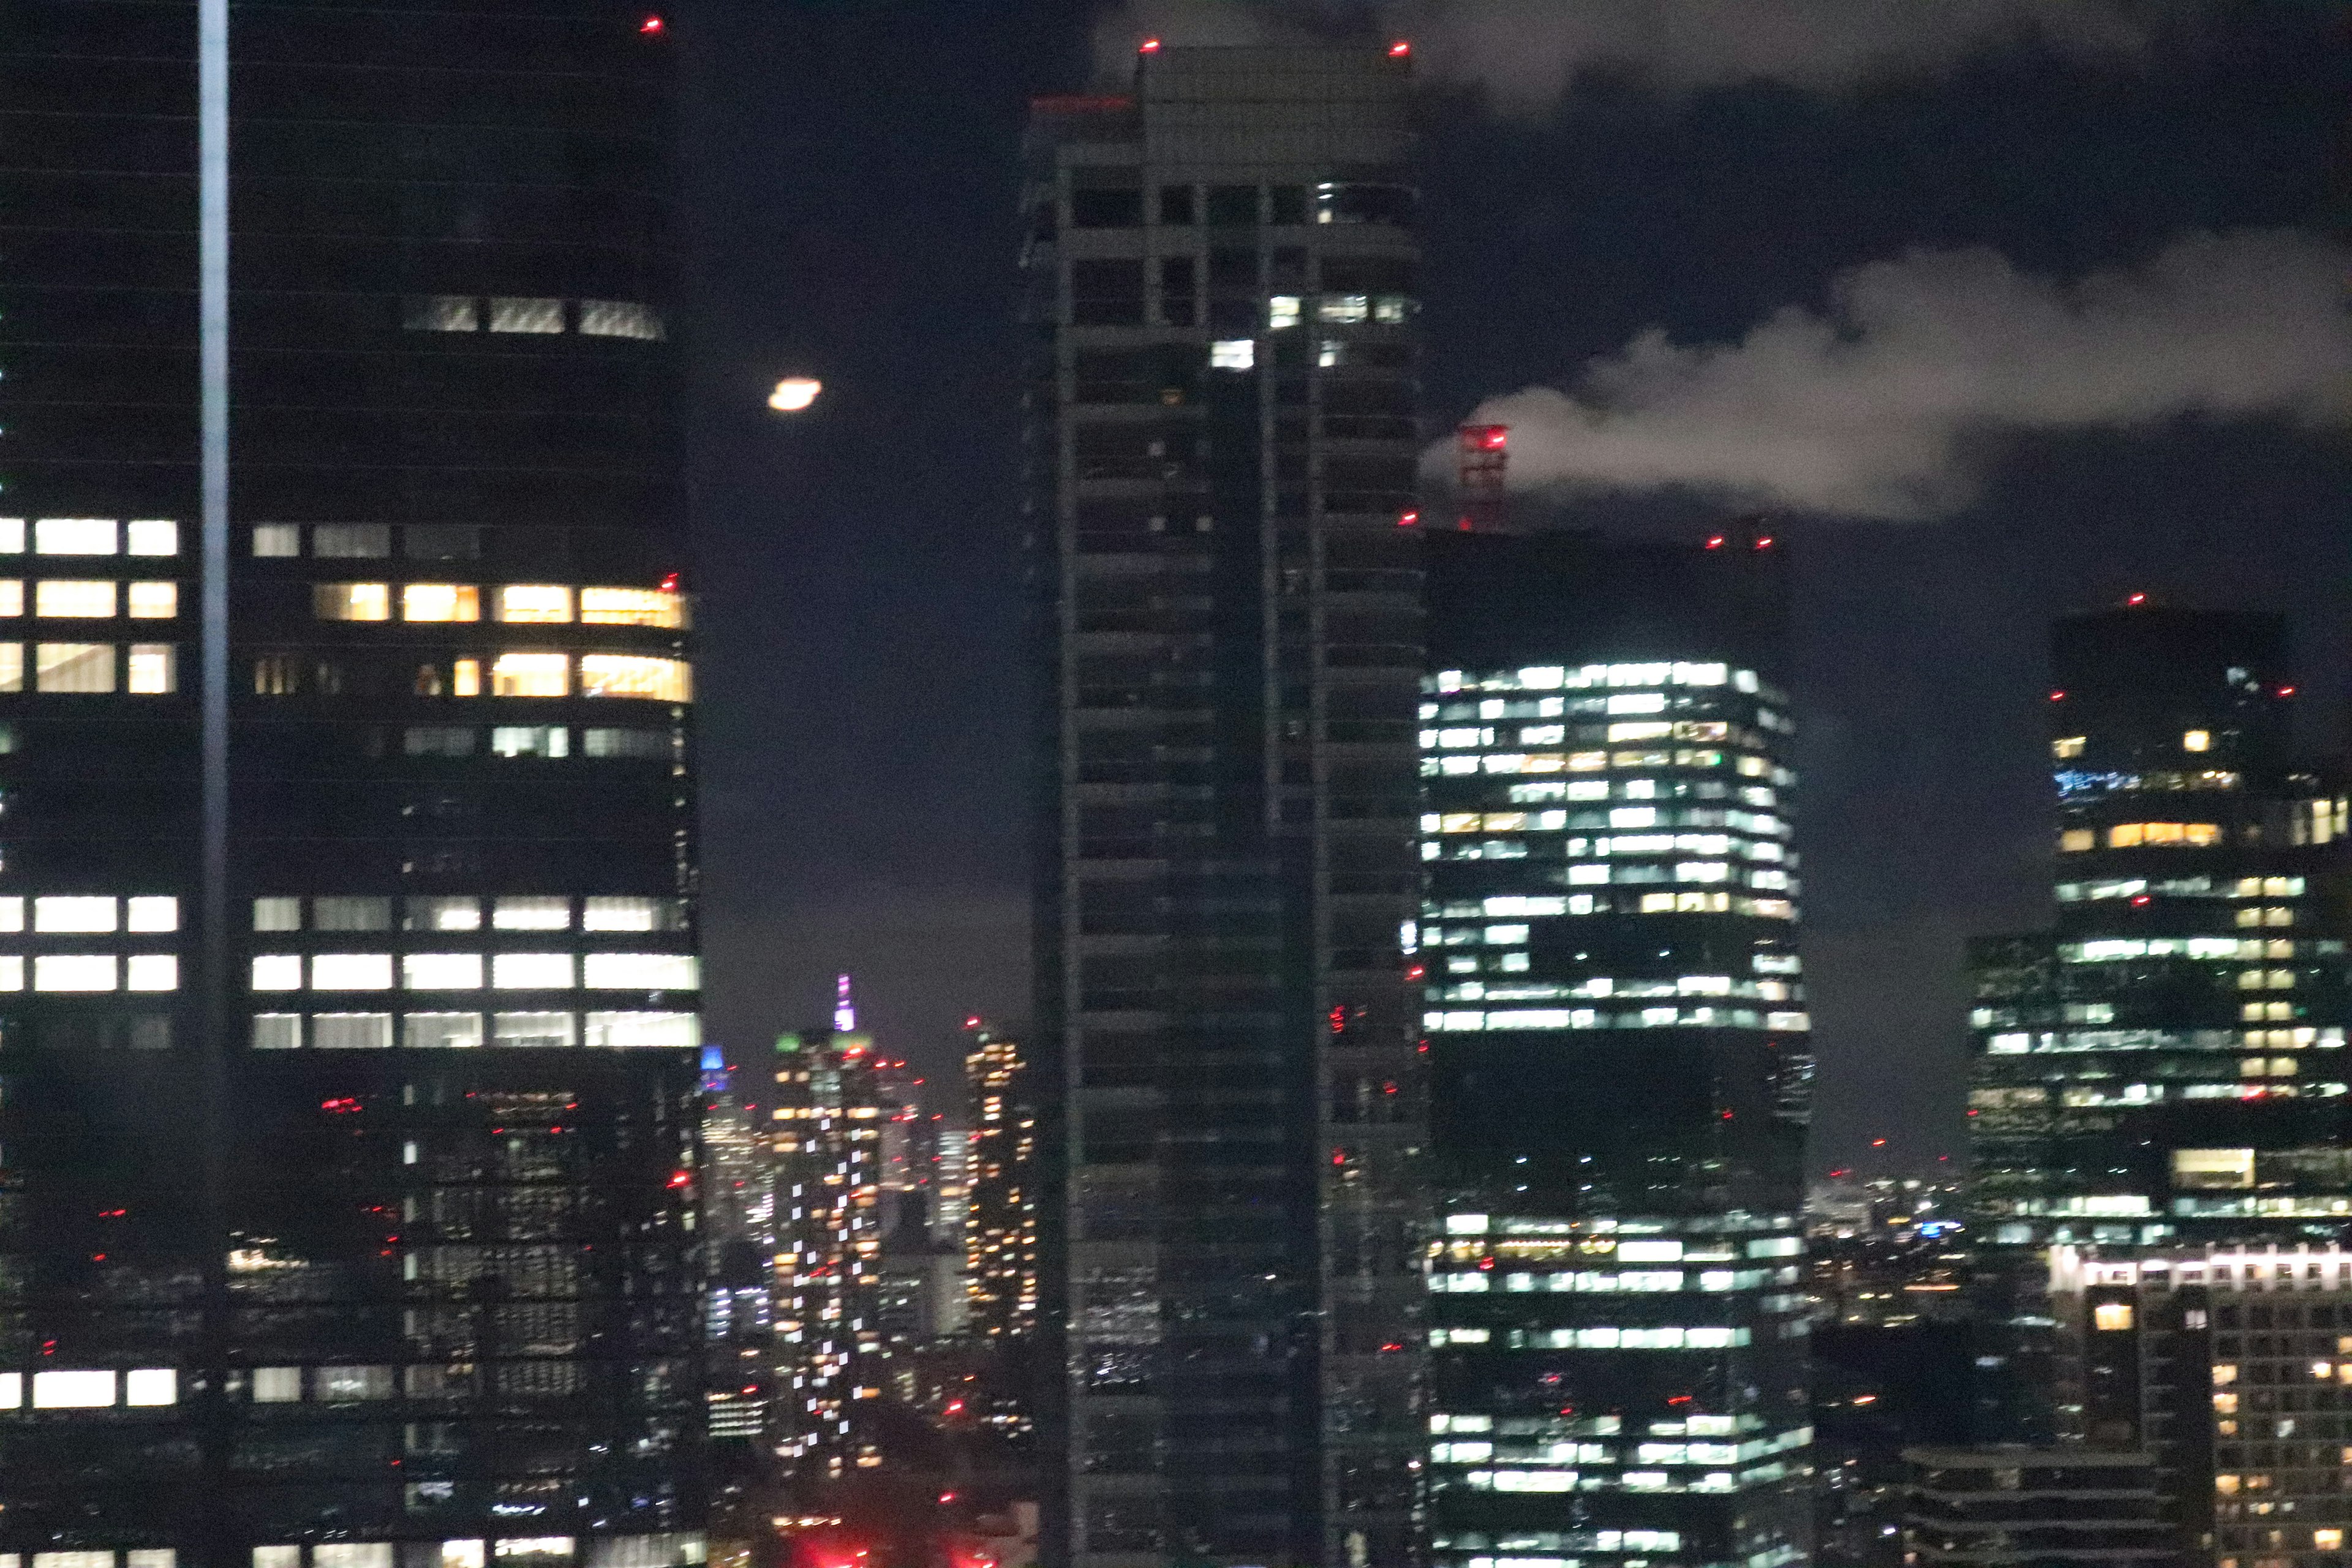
xmin=769 ymin=377 xmax=822 ymax=413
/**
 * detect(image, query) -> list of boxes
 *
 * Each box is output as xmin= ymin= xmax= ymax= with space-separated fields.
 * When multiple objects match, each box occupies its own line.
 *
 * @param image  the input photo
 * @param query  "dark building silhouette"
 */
xmin=1419 ymin=523 xmax=1814 ymax=1568
xmin=0 ymin=2 xmax=703 ymax=1560
xmin=1023 ymin=43 xmax=1427 ymax=1568
xmin=1968 ymin=603 xmax=2351 ymax=1440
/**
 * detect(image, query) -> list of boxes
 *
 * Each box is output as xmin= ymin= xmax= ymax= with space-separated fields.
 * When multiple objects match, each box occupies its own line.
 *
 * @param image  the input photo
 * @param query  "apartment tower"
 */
xmin=1023 ymin=42 xmax=1427 ymax=1568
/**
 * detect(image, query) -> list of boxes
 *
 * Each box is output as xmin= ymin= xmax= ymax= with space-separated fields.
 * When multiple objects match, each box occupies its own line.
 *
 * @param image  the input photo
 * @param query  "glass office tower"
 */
xmin=1419 ymin=526 xmax=1812 ymax=1568
xmin=1023 ymin=43 xmax=1427 ymax=1568
xmin=1967 ymin=603 xmax=2352 ymax=1439
xmin=0 ymin=2 xmax=703 ymax=1561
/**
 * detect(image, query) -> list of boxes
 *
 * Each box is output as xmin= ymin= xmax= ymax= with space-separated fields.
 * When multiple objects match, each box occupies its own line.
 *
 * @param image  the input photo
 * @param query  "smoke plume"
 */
xmin=1465 ymin=229 xmax=2352 ymax=521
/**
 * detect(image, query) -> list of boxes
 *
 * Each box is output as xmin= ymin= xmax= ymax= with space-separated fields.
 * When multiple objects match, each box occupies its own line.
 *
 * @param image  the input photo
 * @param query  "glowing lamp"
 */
xmin=769 ymin=376 xmax=823 ymax=413
xmin=1139 ymin=37 xmax=1161 ymax=53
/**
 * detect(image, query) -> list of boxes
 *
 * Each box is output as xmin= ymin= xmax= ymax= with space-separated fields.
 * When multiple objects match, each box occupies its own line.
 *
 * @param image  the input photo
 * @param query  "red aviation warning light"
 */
xmin=1389 ymin=40 xmax=1412 ymax=57
xmin=1139 ymin=37 xmax=1162 ymax=53
xmin=639 ymin=15 xmax=664 ymax=34
xmin=1457 ymin=424 xmax=1508 ymax=532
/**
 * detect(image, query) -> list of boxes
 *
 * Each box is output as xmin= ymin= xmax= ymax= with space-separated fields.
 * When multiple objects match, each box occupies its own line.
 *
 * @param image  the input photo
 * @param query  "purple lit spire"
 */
xmin=833 ymin=972 xmax=856 ymax=1033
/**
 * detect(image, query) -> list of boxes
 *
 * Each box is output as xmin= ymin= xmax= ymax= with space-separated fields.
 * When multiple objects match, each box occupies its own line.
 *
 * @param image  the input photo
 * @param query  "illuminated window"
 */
xmin=488 ymin=296 xmax=564 ymax=334
xmin=2110 ymin=822 xmax=2221 ymax=848
xmin=494 ymin=897 xmax=571 ymax=931
xmin=584 ymin=952 xmax=700 ymax=990
xmin=2094 ymin=1302 xmax=2136 ymax=1331
xmin=0 ymin=519 xmax=19 ymax=552
xmin=36 ymin=895 xmax=116 ymax=932
xmin=584 ymin=727 xmax=668 ymax=759
xmin=35 ymin=954 xmax=118 ymax=991
xmin=499 ymin=585 xmax=574 ymax=624
xmin=315 ymin=583 xmax=390 ymax=620
xmin=401 ymin=583 xmax=480 ymax=622
xmin=405 ymin=1012 xmax=483 ymax=1048
xmin=127 ymin=644 xmax=176 ymax=693
xmin=36 ymin=518 xmax=118 ymax=555
xmin=314 ymin=1014 xmax=391 ymax=1050
xmin=492 ymin=952 xmax=576 ymax=989
xmin=33 ymin=1369 xmax=116 ymax=1408
xmin=583 ymin=896 xmax=679 ymax=932
xmin=2049 ymin=735 xmax=2087 ymax=758
xmin=2185 ymin=729 xmax=2212 ymax=753
xmin=314 ymin=897 xmax=390 ymax=932
xmin=127 ymin=581 xmax=177 ymax=618
xmin=453 ymin=658 xmax=481 ymax=696
xmin=37 ymin=579 xmax=115 ymax=617
xmin=579 ymin=300 xmax=665 ymax=339
xmin=399 ymin=949 xmax=482 ymax=987
xmin=251 ymin=956 xmax=303 ymax=990
xmin=584 ymin=1010 xmax=701 ymax=1047
xmin=1318 ymin=295 xmax=1369 ymax=324
xmin=311 ymin=953 xmax=394 ymax=990
xmin=404 ymin=897 xmax=480 ymax=933
xmin=491 ymin=725 xmax=568 ymax=758
xmin=127 ymin=955 xmax=178 ymax=992
xmin=0 ymin=643 xmax=18 ymax=692
xmin=127 ymin=896 xmax=178 ymax=932
xmin=2060 ymin=828 xmax=2096 ymax=852
xmin=123 ymin=519 xmax=176 ymax=556
xmin=252 ymin=524 xmax=301 ymax=557
xmin=405 ymin=294 xmax=481 ymax=332
xmin=0 ymin=581 xmax=19 ymax=617
xmin=491 ymin=653 xmax=570 ymax=697
xmin=1210 ymin=338 xmax=1255 ymax=369
xmin=579 ymin=654 xmax=690 ymax=702
xmin=579 ymin=587 xmax=684 ymax=628
xmin=1267 ymin=296 xmax=1301 ymax=330
xmin=494 ymin=1011 xmax=575 ymax=1047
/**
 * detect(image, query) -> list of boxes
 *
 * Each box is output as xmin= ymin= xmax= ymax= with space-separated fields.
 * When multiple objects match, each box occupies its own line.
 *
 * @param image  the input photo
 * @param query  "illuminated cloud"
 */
xmin=1460 ymin=229 xmax=2352 ymax=520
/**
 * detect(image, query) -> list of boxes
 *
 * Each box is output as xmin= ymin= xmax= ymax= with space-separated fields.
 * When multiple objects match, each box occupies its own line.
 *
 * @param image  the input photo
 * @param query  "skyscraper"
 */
xmin=1 ymin=3 xmax=702 ymax=1559
xmin=1023 ymin=42 xmax=1427 ymax=1568
xmin=1419 ymin=523 xmax=1813 ymax=1568
xmin=1967 ymin=603 xmax=2351 ymax=1438
xmin=962 ymin=1020 xmax=1038 ymax=1355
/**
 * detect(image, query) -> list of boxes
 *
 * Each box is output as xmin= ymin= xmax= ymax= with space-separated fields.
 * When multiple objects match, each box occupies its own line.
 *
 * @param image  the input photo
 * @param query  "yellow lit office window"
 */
xmin=2184 ymin=729 xmax=2211 ymax=752
xmin=127 ymin=644 xmax=175 ymax=694
xmin=490 ymin=652 xmax=569 ymax=698
xmin=0 ymin=581 xmax=20 ymax=617
xmin=580 ymin=586 xmax=684 ymax=628
xmin=37 ymin=580 xmax=116 ymax=618
xmin=453 ymin=659 xmax=481 ymax=697
xmin=402 ymin=583 xmax=480 ymax=622
xmin=499 ymin=585 xmax=574 ymax=624
xmin=2109 ymin=822 xmax=2220 ymax=848
xmin=2093 ymin=1302 xmax=2135 ymax=1332
xmin=579 ymin=654 xmax=690 ymax=703
xmin=126 ymin=581 xmax=177 ymax=618
xmin=315 ymin=582 xmax=390 ymax=620
xmin=2060 ymin=829 xmax=2096 ymax=852
xmin=0 ymin=643 xmax=19 ymax=692
xmin=36 ymin=643 xmax=114 ymax=693
xmin=2053 ymin=736 xmax=2086 ymax=758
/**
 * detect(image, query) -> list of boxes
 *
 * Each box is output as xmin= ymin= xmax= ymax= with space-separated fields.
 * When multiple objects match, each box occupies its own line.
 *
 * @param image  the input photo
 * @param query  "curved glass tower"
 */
xmin=0 ymin=2 xmax=703 ymax=1560
xmin=1419 ymin=524 xmax=1812 ymax=1568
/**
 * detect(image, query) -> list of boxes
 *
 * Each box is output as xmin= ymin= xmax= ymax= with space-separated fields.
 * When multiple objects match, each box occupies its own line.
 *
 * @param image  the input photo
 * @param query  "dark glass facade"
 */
xmin=1023 ymin=45 xmax=1427 ymax=1568
xmin=1967 ymin=605 xmax=2352 ymax=1439
xmin=1419 ymin=527 xmax=1812 ymax=1568
xmin=1 ymin=2 xmax=703 ymax=1561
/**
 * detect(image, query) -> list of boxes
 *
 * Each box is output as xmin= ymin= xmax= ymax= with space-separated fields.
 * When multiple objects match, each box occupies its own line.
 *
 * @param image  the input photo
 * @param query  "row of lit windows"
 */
xmin=0 ymin=580 xmax=177 ymax=617
xmin=1435 ymin=974 xmax=1795 ymax=1003
xmin=1415 ymin=891 xmax=1795 ymax=924
xmin=1427 ymin=808 xmax=1789 ymax=839
xmin=251 ymin=952 xmax=699 ymax=991
xmin=400 ymin=725 xmax=671 ymax=760
xmin=1426 ymin=750 xmax=1781 ymax=780
xmin=1496 ymin=778 xmax=1779 ymax=807
xmin=403 ymin=293 xmax=665 ymax=339
xmin=252 ymin=1009 xmax=698 ymax=1049
xmin=0 ymin=895 xmax=178 ymax=932
xmin=0 ymin=1368 xmax=176 ymax=1409
xmin=314 ymin=582 xmax=682 ymax=627
xmin=255 ymin=895 xmax=681 ymax=933
xmin=0 ymin=642 xmax=176 ymax=693
xmin=0 ymin=518 xmax=178 ymax=556
xmin=1981 ymin=1025 xmax=2340 ymax=1054
xmin=2054 ymin=729 xmax=2218 ymax=758
xmin=0 ymin=954 xmax=177 ymax=991
xmin=258 ymin=651 xmax=689 ymax=702
xmin=1430 ymin=663 xmax=1762 ymax=695
xmin=1429 ymin=1267 xmax=1776 ymax=1297
xmin=1427 ymin=720 xmax=1743 ymax=749
xmin=2067 ymin=937 xmax=2307 ymax=961
xmin=1423 ymin=1006 xmax=1810 ymax=1033
xmin=2061 ymin=821 xmax=2223 ymax=851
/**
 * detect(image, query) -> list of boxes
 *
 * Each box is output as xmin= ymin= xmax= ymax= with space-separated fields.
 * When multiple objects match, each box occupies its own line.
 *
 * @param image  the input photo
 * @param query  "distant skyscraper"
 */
xmin=770 ymin=1014 xmax=889 ymax=1485
xmin=1968 ymin=603 xmax=2351 ymax=1436
xmin=1 ymin=3 xmax=701 ymax=1560
xmin=962 ymin=1020 xmax=1039 ymax=1354
xmin=1419 ymin=522 xmax=1814 ymax=1568
xmin=1023 ymin=43 xmax=1426 ymax=1568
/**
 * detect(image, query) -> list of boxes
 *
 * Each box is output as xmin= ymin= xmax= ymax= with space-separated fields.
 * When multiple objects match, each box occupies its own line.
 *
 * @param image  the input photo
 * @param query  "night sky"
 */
xmin=680 ymin=1 xmax=2351 ymax=1169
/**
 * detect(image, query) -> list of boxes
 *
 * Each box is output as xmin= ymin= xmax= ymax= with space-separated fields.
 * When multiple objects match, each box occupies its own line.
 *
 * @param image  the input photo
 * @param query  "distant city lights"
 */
xmin=769 ymin=376 xmax=823 ymax=412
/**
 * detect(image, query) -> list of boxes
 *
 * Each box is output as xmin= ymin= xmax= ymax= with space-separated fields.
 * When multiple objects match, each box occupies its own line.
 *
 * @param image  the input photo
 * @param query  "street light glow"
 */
xmin=769 ymin=376 xmax=822 ymax=412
